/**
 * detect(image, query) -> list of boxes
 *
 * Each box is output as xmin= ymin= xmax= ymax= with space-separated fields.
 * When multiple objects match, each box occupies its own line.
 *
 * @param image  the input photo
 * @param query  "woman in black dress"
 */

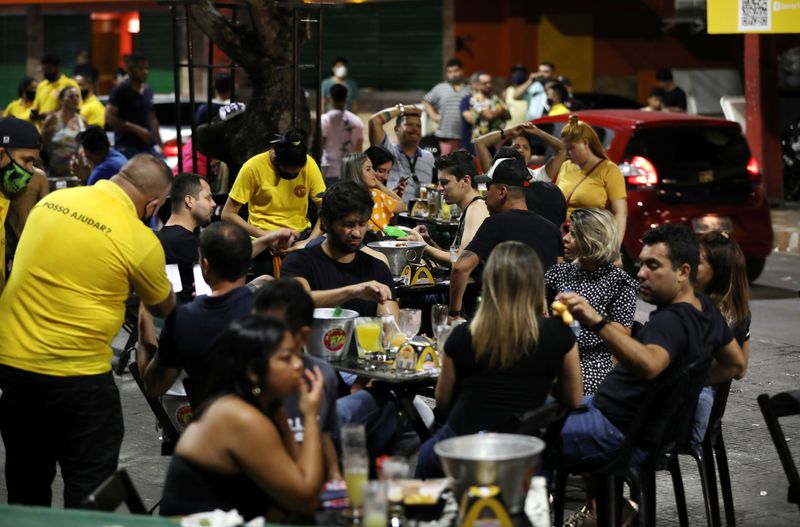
xmin=416 ymin=241 xmax=583 ymax=478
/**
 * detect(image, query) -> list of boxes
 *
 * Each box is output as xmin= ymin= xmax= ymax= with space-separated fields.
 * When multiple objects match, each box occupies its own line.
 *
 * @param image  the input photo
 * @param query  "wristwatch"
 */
xmin=589 ymin=317 xmax=609 ymax=333
xmin=448 ymin=309 xmax=463 ymax=318
xmin=397 ymin=103 xmax=405 ymax=116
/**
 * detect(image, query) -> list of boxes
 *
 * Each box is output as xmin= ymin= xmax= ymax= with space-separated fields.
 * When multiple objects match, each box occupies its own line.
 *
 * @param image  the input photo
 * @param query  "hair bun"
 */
xmin=567 ymin=115 xmax=579 ymax=125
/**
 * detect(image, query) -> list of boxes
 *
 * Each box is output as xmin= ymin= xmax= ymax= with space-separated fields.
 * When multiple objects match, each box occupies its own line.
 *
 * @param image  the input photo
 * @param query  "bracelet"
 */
xmin=399 ymin=103 xmax=405 ymax=117
xmin=448 ymin=309 xmax=462 ymax=318
xmin=589 ymin=317 xmax=609 ymax=333
xmin=499 ymin=129 xmax=505 ymax=139
xmin=381 ymin=110 xmax=392 ymax=123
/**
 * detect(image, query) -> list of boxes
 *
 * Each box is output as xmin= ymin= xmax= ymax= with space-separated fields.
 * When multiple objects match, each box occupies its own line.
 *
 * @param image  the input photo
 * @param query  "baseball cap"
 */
xmin=0 ymin=117 xmax=41 ymax=150
xmin=474 ymin=158 xmax=530 ymax=187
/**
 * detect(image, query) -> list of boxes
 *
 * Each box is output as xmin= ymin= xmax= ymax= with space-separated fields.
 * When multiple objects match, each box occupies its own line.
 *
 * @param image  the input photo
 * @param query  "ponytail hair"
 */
xmin=273 ymin=128 xmax=309 ymax=168
xmin=560 ymin=115 xmax=607 ymax=160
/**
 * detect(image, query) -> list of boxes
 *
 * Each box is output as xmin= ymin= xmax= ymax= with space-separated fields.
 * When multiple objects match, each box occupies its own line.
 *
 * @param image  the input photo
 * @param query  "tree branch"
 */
xmin=188 ymin=0 xmax=255 ymax=68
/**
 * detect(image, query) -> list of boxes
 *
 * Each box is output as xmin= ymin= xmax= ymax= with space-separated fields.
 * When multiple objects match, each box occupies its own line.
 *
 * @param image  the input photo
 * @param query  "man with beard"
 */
xmin=280 ymin=181 xmax=398 ymax=319
xmin=423 ymin=58 xmax=469 ymax=155
xmin=30 ymin=54 xmax=80 ymax=123
xmin=368 ymin=104 xmax=435 ymax=203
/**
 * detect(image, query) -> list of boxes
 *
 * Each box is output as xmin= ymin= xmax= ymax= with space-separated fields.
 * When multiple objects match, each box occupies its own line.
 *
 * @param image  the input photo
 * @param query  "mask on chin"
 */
xmin=511 ymin=72 xmax=527 ymax=86
xmin=448 ymin=75 xmax=464 ymax=85
xmin=1 ymin=156 xmax=33 ymax=195
xmin=43 ymin=72 xmax=58 ymax=83
xmin=80 ymin=89 xmax=89 ymax=99
xmin=24 ymin=89 xmax=36 ymax=101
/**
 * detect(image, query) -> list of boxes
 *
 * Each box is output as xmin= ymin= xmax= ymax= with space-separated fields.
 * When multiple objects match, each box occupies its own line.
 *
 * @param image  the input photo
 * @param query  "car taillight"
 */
xmin=163 ymin=140 xmax=180 ymax=158
xmin=746 ymin=155 xmax=760 ymax=182
xmin=620 ymin=156 xmax=658 ymax=186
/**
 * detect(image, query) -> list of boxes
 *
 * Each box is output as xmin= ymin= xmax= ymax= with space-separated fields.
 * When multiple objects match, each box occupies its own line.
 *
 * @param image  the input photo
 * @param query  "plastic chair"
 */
xmin=758 ymin=390 xmax=800 ymax=512
xmin=553 ymin=353 xmax=712 ymax=527
xmin=81 ymin=469 xmax=147 ymax=514
xmin=669 ymin=380 xmax=735 ymax=526
xmin=129 ymin=362 xmax=181 ymax=456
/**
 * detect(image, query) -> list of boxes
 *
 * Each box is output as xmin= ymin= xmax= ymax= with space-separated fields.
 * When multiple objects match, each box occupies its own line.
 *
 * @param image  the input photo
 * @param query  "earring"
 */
xmin=251 ymin=386 xmax=262 ymax=396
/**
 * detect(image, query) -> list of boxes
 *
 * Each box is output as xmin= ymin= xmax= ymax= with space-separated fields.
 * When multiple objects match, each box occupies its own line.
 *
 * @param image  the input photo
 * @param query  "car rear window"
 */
xmin=623 ymin=126 xmax=752 ymax=202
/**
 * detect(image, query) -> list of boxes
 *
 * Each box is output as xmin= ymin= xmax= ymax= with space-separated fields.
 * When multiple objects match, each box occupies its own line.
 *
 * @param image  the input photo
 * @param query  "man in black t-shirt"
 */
xmin=136 ymin=222 xmax=255 ymax=400
xmin=557 ymin=224 xmax=745 ymax=523
xmin=158 ymin=173 xmax=216 ymax=303
xmin=656 ymin=68 xmax=687 ymax=113
xmin=448 ymin=158 xmax=562 ymax=319
xmin=105 ymin=54 xmax=162 ymax=159
xmin=281 ymin=181 xmax=399 ymax=319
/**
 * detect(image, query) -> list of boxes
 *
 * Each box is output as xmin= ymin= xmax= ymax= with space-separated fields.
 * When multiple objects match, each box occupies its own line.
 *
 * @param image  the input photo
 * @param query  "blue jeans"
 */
xmin=415 ymin=424 xmax=456 ymax=479
xmin=336 ymin=390 xmax=397 ymax=459
xmin=561 ymin=395 xmax=646 ymax=469
xmin=692 ymin=386 xmax=715 ymax=444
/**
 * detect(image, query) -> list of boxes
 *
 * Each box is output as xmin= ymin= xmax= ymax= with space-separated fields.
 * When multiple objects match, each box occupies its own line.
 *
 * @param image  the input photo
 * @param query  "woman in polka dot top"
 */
xmin=545 ymin=208 xmax=638 ymax=394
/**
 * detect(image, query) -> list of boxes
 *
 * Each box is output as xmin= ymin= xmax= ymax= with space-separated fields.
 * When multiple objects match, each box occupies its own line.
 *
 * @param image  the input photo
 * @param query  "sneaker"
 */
xmin=563 ymin=505 xmax=596 ymax=527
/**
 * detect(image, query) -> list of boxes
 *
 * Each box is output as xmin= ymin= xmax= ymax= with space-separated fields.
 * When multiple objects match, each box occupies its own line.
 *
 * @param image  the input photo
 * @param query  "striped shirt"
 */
xmin=424 ymin=82 xmax=469 ymax=140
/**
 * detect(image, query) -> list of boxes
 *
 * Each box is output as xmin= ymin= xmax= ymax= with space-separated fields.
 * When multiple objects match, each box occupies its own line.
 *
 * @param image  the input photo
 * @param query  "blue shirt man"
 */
xmin=76 ymin=126 xmax=127 ymax=185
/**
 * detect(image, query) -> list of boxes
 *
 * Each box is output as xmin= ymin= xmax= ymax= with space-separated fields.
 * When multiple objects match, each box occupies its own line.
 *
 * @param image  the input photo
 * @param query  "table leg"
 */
xmin=395 ymin=387 xmax=432 ymax=442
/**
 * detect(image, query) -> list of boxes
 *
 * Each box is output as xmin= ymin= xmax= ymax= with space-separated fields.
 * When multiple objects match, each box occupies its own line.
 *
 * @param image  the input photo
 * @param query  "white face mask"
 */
xmin=334 ymin=66 xmax=348 ymax=79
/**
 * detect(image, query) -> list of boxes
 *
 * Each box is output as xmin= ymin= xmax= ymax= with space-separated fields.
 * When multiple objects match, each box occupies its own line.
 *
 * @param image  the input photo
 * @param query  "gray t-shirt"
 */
xmin=381 ymin=135 xmax=436 ymax=202
xmin=424 ymin=82 xmax=468 ymax=140
xmin=283 ymin=354 xmax=340 ymax=443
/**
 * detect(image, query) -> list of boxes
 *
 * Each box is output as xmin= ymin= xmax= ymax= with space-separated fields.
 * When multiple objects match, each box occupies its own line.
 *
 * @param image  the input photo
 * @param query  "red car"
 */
xmin=533 ymin=110 xmax=773 ymax=281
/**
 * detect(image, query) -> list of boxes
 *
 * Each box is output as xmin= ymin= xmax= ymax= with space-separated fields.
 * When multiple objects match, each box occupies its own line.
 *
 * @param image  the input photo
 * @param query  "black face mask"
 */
xmin=80 ymin=89 xmax=89 ymax=99
xmin=43 ymin=72 xmax=58 ymax=83
xmin=277 ymin=169 xmax=301 ymax=180
xmin=24 ymin=90 xmax=36 ymax=101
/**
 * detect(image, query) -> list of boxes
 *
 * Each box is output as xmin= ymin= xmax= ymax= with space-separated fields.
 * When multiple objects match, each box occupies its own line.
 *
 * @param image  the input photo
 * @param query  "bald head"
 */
xmin=112 ymin=154 xmax=173 ymax=219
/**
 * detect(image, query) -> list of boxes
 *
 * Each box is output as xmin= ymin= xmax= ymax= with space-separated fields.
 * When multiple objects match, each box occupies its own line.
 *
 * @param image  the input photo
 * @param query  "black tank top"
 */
xmin=160 ymin=454 xmax=280 ymax=520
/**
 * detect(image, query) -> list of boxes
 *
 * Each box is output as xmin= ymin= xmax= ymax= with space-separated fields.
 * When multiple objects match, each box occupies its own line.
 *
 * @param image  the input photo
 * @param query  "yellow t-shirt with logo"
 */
xmin=556 ymin=159 xmax=627 ymax=219
xmin=32 ymin=74 xmax=80 ymax=116
xmin=3 ymin=98 xmax=34 ymax=122
xmin=0 ymin=180 xmax=172 ymax=376
xmin=80 ymin=94 xmax=106 ymax=127
xmin=0 ymin=193 xmax=9 ymax=295
xmin=229 ymin=152 xmax=325 ymax=233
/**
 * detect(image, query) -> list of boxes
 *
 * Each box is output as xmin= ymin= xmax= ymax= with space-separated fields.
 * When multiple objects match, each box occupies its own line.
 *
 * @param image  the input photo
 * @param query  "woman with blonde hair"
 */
xmin=556 ymin=115 xmax=627 ymax=243
xmin=545 ymin=208 xmax=638 ymax=394
xmin=416 ymin=241 xmax=583 ymax=478
xmin=341 ymin=152 xmax=405 ymax=232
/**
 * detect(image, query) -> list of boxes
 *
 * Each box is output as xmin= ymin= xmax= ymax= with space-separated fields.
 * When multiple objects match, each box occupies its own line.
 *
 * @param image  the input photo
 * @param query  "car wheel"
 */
xmin=621 ymin=249 xmax=639 ymax=279
xmin=746 ymin=256 xmax=767 ymax=283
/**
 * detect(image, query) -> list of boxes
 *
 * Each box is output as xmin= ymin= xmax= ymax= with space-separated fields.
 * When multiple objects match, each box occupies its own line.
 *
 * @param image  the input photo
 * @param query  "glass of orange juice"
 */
xmin=355 ymin=317 xmax=383 ymax=368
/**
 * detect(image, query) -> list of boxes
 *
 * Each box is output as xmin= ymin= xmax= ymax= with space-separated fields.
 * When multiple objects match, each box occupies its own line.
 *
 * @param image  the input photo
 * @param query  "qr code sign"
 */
xmin=738 ymin=0 xmax=771 ymax=30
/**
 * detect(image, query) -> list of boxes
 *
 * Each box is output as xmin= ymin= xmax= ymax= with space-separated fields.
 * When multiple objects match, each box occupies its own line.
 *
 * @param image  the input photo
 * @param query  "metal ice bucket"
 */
xmin=307 ymin=308 xmax=358 ymax=361
xmin=366 ymin=240 xmax=426 ymax=277
xmin=434 ymin=433 xmax=545 ymax=513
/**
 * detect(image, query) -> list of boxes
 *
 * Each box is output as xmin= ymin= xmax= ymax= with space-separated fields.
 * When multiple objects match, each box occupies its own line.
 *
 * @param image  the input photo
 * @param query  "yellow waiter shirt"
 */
xmin=0 ymin=180 xmax=171 ymax=376
xmin=32 ymin=74 xmax=80 ymax=116
xmin=80 ymin=94 xmax=106 ymax=127
xmin=3 ymin=98 xmax=34 ymax=123
xmin=0 ymin=193 xmax=9 ymax=294
xmin=229 ymin=152 xmax=325 ymax=233
xmin=556 ymin=159 xmax=627 ymax=219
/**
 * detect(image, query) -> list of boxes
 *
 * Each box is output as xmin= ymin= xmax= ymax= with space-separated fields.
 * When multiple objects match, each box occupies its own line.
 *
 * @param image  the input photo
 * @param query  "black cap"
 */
xmin=474 ymin=158 xmax=530 ymax=187
xmin=76 ymin=125 xmax=110 ymax=151
xmin=0 ymin=117 xmax=41 ymax=150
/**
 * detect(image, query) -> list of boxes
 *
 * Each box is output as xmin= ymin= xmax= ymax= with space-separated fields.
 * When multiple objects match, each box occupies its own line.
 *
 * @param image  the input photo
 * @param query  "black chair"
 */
xmin=129 ymin=362 xmax=181 ymax=456
xmin=758 ymin=389 xmax=800 ymax=512
xmin=669 ymin=380 xmax=735 ymax=526
xmin=516 ymin=400 xmax=569 ymax=473
xmin=81 ymin=468 xmax=147 ymax=513
xmin=114 ymin=295 xmax=140 ymax=375
xmin=553 ymin=354 xmax=712 ymax=527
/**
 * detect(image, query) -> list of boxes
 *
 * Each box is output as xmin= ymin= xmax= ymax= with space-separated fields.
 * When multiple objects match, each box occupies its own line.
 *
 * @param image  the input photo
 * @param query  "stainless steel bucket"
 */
xmin=307 ymin=308 xmax=358 ymax=361
xmin=366 ymin=241 xmax=426 ymax=276
xmin=434 ymin=433 xmax=545 ymax=513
